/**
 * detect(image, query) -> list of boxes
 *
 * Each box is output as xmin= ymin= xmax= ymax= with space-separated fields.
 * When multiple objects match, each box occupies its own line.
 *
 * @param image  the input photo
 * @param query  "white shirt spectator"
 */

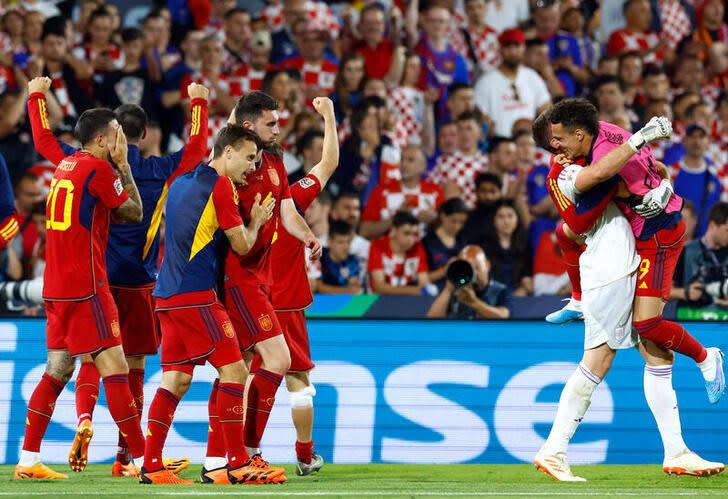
xmin=484 ymin=0 xmax=529 ymax=33
xmin=474 ymin=66 xmax=550 ymax=137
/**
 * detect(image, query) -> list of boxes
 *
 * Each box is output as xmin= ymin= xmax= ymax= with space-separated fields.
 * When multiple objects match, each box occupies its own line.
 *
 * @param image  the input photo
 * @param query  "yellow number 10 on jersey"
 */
xmin=46 ymin=178 xmax=74 ymax=231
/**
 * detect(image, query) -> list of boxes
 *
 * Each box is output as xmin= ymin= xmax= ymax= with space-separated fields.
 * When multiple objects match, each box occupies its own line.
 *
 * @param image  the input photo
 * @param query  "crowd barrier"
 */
xmin=0 ymin=319 xmax=725 ymax=465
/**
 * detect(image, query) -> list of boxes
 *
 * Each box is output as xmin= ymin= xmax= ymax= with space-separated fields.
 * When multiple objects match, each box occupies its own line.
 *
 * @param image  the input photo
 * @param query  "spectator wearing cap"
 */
xmin=426 ymin=244 xmax=511 ymax=319
xmin=278 ymin=18 xmax=339 ymax=103
xmin=670 ymin=123 xmax=726 ymax=236
xmin=606 ymin=0 xmax=662 ymax=64
xmin=361 ymin=144 xmax=444 ymax=240
xmin=231 ymin=30 xmax=273 ymax=95
xmin=411 ymin=2 xmax=470 ymax=119
xmin=221 ymin=7 xmax=252 ymax=74
xmin=474 ymin=28 xmax=551 ymax=138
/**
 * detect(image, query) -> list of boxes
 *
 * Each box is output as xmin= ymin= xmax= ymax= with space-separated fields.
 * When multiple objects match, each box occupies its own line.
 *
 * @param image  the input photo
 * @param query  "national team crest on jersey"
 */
xmin=298 ymin=177 xmax=315 ymax=189
xmin=258 ymin=314 xmax=273 ymax=331
xmin=222 ymin=321 xmax=235 ymax=338
xmin=267 ymin=168 xmax=279 ymax=186
xmin=111 ymin=320 xmax=121 ymax=337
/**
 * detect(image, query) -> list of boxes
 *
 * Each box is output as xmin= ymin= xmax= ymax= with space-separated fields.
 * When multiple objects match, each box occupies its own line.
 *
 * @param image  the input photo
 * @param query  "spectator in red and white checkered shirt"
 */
xmin=230 ymin=30 xmax=272 ymax=96
xmin=606 ymin=0 xmax=662 ymax=64
xmin=361 ymin=145 xmax=444 ymax=240
xmin=72 ymin=7 xmax=122 ymax=78
xmin=656 ymin=0 xmax=693 ymax=57
xmin=450 ymin=0 xmax=501 ymax=80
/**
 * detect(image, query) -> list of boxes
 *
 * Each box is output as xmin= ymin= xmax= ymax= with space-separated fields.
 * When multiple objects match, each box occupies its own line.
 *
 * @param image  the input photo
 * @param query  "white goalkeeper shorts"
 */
xmin=582 ymin=272 xmax=639 ymax=351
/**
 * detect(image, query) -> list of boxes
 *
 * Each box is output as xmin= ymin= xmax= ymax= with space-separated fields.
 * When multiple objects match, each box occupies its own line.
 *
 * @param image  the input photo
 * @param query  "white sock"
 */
xmin=697 ymin=349 xmax=717 ymax=381
xmin=543 ymin=363 xmax=600 ymax=455
xmin=245 ymin=446 xmax=260 ymax=457
xmin=133 ymin=457 xmax=143 ymax=469
xmin=204 ymin=456 xmax=227 ymax=470
xmin=643 ymin=365 xmax=688 ymax=459
xmin=18 ymin=450 xmax=40 ymax=467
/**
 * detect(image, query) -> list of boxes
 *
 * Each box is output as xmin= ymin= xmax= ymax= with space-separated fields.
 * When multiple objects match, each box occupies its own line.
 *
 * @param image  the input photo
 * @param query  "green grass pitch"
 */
xmin=0 ymin=463 xmax=726 ymax=498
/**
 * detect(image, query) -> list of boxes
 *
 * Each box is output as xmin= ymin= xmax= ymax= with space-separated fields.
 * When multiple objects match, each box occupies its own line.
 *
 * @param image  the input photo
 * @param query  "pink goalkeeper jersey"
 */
xmin=588 ymin=121 xmax=682 ymax=238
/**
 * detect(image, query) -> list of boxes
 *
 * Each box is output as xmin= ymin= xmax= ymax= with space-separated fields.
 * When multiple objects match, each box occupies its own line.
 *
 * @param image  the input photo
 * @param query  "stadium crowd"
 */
xmin=0 ymin=0 xmax=727 ymax=317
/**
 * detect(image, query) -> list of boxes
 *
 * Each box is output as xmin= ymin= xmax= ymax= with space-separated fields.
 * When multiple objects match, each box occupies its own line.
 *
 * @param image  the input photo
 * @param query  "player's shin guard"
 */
xmin=206 ymin=379 xmax=226 ymax=461
xmin=144 ymin=388 xmax=180 ymax=472
xmin=245 ymin=369 xmax=283 ymax=450
xmin=75 ymin=362 xmax=100 ymax=424
xmin=23 ymin=374 xmax=66 ymax=452
xmin=634 ymin=316 xmax=707 ymax=363
xmin=216 ymin=382 xmax=248 ymax=468
xmin=102 ymin=375 xmax=145 ymax=459
xmin=543 ymin=363 xmax=600 ymax=454
xmin=644 ymin=365 xmax=687 ymax=458
xmin=555 ymin=223 xmax=584 ymax=301
xmin=116 ymin=368 xmax=145 ymax=464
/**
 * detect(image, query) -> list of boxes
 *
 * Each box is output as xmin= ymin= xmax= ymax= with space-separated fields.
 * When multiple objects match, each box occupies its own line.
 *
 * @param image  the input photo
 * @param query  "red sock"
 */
xmin=144 ymin=388 xmax=180 ymax=472
xmin=634 ymin=316 xmax=708 ymax=363
xmin=244 ymin=369 xmax=282 ymax=449
xmin=555 ymin=223 xmax=585 ymax=301
xmin=206 ymin=379 xmax=226 ymax=459
xmin=116 ymin=368 xmax=145 ymax=464
xmin=216 ymin=382 xmax=248 ymax=468
xmin=23 ymin=373 xmax=65 ymax=452
xmin=296 ymin=440 xmax=314 ymax=464
xmin=75 ymin=362 xmax=99 ymax=424
xmin=103 ymin=374 xmax=146 ymax=459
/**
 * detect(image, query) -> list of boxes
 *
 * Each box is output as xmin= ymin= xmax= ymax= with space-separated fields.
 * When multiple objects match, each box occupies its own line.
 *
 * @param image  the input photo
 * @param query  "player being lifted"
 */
xmin=533 ymin=113 xmax=724 ymax=481
xmin=140 ymin=126 xmax=281 ymax=485
xmin=535 ymin=102 xmax=725 ymax=404
xmin=14 ymin=108 xmax=146 ymax=480
xmin=199 ymin=91 xmax=323 ymax=484
xmin=26 ymin=76 xmax=208 ymax=476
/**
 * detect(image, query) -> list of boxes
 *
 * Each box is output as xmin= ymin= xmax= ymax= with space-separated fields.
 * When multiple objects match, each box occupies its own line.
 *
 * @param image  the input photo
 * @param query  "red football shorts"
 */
xmin=45 ymin=289 xmax=122 ymax=356
xmin=635 ymin=220 xmax=685 ymax=301
xmin=111 ymin=285 xmax=159 ymax=356
xmin=156 ymin=300 xmax=242 ymax=369
xmin=224 ymin=283 xmax=282 ymax=351
xmin=251 ymin=309 xmax=314 ymax=373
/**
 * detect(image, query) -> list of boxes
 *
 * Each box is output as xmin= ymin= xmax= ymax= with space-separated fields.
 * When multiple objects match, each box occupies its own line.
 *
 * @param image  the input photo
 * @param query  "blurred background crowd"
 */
xmin=0 ymin=0 xmax=727 ymax=318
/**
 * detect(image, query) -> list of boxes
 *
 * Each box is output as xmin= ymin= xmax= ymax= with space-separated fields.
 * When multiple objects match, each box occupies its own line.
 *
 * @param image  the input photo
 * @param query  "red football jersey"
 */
xmin=367 ymin=236 xmax=428 ymax=291
xmin=270 ymin=174 xmax=322 ymax=310
xmin=43 ymin=151 xmax=129 ymax=300
xmin=224 ymin=151 xmax=291 ymax=285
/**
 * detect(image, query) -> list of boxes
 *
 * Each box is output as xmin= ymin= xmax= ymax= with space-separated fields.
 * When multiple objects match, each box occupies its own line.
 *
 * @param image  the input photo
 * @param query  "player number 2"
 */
xmin=46 ymin=178 xmax=74 ymax=231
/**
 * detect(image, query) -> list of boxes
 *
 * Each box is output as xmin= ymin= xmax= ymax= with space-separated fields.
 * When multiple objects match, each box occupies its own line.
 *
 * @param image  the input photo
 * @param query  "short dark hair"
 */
xmin=224 ymin=7 xmax=250 ymax=21
xmin=642 ymin=63 xmax=666 ymax=80
xmin=532 ymin=108 xmax=557 ymax=153
xmin=351 ymin=96 xmax=385 ymax=131
xmin=447 ymin=82 xmax=472 ymax=98
xmin=233 ymin=91 xmax=279 ymax=125
xmin=42 ymin=16 xmax=67 ymax=40
xmin=297 ymin=129 xmax=324 ymax=155
xmin=88 ymin=6 xmax=112 ymax=24
xmin=592 ymin=74 xmax=624 ymax=93
xmin=121 ymin=27 xmax=144 ymax=44
xmin=455 ymin=109 xmax=481 ymax=124
xmin=513 ymin=129 xmax=532 ymax=142
xmin=439 ymin=197 xmax=468 ymax=216
xmin=114 ymin=104 xmax=147 ymax=142
xmin=548 ymin=98 xmax=599 ymax=137
xmin=685 ymin=100 xmax=709 ymax=119
xmin=708 ymin=202 xmax=728 ymax=226
xmin=329 ymin=220 xmax=354 ymax=238
xmin=74 ymin=108 xmax=117 ymax=146
xmin=525 ymin=37 xmax=547 ymax=49
xmin=333 ymin=191 xmax=360 ymax=207
xmin=475 ymin=172 xmax=502 ymax=190
xmin=392 ymin=209 xmax=419 ymax=228
xmin=14 ymin=172 xmax=40 ymax=192
xmin=487 ymin=136 xmax=514 ymax=154
xmin=212 ymin=125 xmax=262 ymax=159
xmin=261 ymin=69 xmax=287 ymax=95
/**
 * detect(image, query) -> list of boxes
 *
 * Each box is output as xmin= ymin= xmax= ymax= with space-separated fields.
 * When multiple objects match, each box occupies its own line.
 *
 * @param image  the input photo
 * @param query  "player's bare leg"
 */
xmin=535 ymin=343 xmax=614 ymax=482
xmin=15 ymin=349 xmax=75 ymax=479
xmin=638 ymin=340 xmax=724 ymax=476
xmin=69 ymin=353 xmax=99 ymax=473
xmin=287 ymin=371 xmax=324 ymax=476
xmin=634 ymin=296 xmax=725 ymax=403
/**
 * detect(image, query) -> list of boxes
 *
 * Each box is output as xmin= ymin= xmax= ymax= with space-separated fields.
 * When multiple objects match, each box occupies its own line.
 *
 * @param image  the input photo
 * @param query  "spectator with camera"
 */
xmin=673 ymin=202 xmax=728 ymax=308
xmin=427 ymin=245 xmax=511 ymax=319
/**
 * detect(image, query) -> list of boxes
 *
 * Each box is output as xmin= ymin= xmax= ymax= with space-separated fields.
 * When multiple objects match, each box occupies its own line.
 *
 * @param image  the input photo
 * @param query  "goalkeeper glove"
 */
xmin=634 ymin=179 xmax=673 ymax=219
xmin=627 ymin=116 xmax=672 ymax=152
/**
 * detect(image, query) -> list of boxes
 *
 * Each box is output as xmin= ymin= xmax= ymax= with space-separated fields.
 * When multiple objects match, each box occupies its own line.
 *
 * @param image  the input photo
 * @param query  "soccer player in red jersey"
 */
xmin=263 ymin=96 xmax=338 ymax=475
xmin=0 ymin=152 xmax=19 ymax=249
xmin=141 ymin=126 xmax=283 ymax=485
xmin=200 ymin=91 xmax=322 ymax=484
xmin=14 ymin=109 xmax=146 ymax=480
xmin=27 ymin=77 xmax=208 ymax=476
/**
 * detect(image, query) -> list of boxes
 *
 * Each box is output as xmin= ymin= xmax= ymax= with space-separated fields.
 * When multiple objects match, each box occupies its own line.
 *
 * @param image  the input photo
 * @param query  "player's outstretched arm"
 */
xmin=168 ymin=83 xmax=210 ymax=181
xmin=308 ymin=97 xmax=339 ymax=188
xmin=225 ymin=192 xmax=275 ymax=255
xmin=280 ymin=198 xmax=322 ymax=259
xmin=27 ymin=77 xmax=74 ymax=165
xmin=574 ymin=116 xmax=672 ymax=193
xmin=110 ymin=127 xmax=143 ymax=223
